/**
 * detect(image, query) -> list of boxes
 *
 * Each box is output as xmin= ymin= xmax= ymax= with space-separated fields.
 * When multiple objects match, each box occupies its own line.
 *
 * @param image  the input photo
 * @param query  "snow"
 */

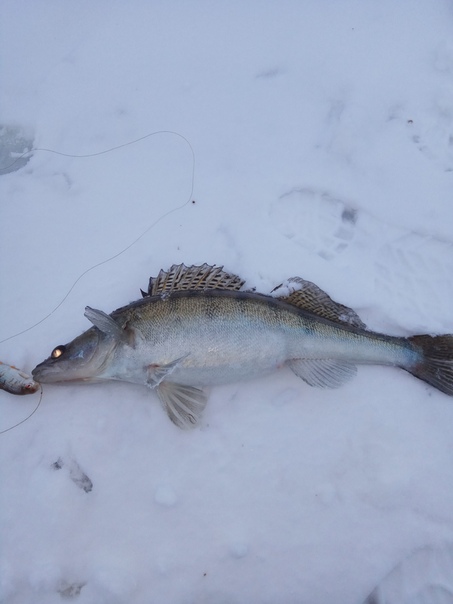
xmin=1 ymin=1 xmax=453 ymax=602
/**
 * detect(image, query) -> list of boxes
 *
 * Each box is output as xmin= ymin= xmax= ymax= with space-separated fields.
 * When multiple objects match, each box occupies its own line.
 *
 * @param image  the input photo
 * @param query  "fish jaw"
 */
xmin=32 ymin=327 xmax=117 ymax=384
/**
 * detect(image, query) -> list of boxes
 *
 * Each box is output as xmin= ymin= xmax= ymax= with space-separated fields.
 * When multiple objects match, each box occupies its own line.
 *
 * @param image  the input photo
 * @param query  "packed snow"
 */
xmin=1 ymin=2 xmax=453 ymax=603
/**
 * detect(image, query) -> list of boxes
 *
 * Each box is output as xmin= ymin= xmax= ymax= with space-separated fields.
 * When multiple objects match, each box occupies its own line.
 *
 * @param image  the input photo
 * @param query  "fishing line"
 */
xmin=0 ymin=384 xmax=43 ymax=435
xmin=0 ymin=129 xmax=194 ymax=170
xmin=0 ymin=129 xmax=196 ymax=434
xmin=0 ymin=129 xmax=196 ymax=345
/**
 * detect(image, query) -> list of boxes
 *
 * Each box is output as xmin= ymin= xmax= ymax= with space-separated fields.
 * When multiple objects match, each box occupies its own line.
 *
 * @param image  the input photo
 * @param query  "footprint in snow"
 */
xmin=373 ymin=230 xmax=453 ymax=330
xmin=404 ymin=42 xmax=453 ymax=173
xmin=58 ymin=581 xmax=86 ymax=600
xmin=270 ymin=187 xmax=357 ymax=261
xmin=408 ymin=117 xmax=453 ymax=173
xmin=52 ymin=458 xmax=93 ymax=493
xmin=270 ymin=184 xmax=453 ymax=328
xmin=363 ymin=542 xmax=453 ymax=604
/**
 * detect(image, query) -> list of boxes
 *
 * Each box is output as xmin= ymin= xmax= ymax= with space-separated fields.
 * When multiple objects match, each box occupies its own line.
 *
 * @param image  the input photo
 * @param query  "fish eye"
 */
xmin=51 ymin=346 xmax=66 ymax=359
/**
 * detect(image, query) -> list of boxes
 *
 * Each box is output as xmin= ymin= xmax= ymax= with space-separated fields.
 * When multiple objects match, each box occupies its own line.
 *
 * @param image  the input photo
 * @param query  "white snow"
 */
xmin=1 ymin=1 xmax=453 ymax=603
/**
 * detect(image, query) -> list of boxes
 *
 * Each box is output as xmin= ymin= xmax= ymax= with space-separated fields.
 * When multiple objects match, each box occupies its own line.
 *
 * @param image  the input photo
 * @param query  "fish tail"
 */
xmin=407 ymin=334 xmax=453 ymax=396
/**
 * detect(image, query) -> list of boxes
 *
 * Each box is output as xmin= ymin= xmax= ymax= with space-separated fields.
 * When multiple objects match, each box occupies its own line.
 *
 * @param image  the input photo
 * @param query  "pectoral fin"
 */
xmin=287 ymin=358 xmax=357 ymax=388
xmin=146 ymin=355 xmax=189 ymax=388
xmin=157 ymin=381 xmax=208 ymax=429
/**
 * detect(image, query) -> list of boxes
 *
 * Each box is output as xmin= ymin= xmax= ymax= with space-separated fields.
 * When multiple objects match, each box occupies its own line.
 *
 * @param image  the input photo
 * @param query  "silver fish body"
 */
xmin=32 ymin=264 xmax=453 ymax=428
xmin=0 ymin=361 xmax=40 ymax=395
xmin=100 ymin=291 xmax=418 ymax=385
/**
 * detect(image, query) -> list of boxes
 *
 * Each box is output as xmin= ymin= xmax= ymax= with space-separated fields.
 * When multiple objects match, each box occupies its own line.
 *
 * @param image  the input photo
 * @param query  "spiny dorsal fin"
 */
xmin=145 ymin=263 xmax=245 ymax=296
xmin=272 ymin=277 xmax=366 ymax=329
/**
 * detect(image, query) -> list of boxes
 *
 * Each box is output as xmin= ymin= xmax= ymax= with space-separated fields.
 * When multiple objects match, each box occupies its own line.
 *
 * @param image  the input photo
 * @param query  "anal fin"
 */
xmin=287 ymin=358 xmax=357 ymax=388
xmin=157 ymin=382 xmax=208 ymax=429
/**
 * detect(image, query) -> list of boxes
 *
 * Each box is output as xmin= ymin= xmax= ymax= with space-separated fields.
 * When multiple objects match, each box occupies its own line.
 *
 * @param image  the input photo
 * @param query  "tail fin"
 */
xmin=407 ymin=334 xmax=453 ymax=396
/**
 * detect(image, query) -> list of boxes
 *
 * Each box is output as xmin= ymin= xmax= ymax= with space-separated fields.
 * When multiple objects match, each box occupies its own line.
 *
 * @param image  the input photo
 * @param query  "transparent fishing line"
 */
xmin=0 ymin=129 xmax=196 ymax=432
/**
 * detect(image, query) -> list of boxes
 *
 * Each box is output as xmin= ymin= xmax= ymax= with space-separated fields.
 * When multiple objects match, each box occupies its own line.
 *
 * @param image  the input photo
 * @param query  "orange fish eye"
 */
xmin=51 ymin=346 xmax=66 ymax=359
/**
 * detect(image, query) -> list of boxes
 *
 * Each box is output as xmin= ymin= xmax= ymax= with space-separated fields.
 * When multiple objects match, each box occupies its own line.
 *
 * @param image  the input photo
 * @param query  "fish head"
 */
xmin=15 ymin=371 xmax=40 ymax=394
xmin=32 ymin=327 xmax=116 ymax=383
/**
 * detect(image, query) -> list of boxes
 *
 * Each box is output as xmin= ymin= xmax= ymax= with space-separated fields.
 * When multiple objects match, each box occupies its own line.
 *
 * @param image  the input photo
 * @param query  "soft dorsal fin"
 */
xmin=144 ymin=263 xmax=245 ymax=296
xmin=272 ymin=277 xmax=366 ymax=329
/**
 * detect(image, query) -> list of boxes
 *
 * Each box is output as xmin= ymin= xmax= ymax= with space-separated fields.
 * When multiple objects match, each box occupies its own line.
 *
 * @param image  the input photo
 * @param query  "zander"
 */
xmin=32 ymin=264 xmax=453 ymax=429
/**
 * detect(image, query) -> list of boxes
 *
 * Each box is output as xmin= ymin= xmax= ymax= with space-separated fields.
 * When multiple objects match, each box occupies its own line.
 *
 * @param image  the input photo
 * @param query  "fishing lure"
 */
xmin=0 ymin=361 xmax=40 ymax=395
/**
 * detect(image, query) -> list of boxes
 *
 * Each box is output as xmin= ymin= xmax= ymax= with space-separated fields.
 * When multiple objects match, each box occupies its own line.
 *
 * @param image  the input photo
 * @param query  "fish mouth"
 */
xmin=21 ymin=381 xmax=41 ymax=394
xmin=32 ymin=329 xmax=115 ymax=384
xmin=32 ymin=362 xmax=71 ymax=383
xmin=32 ymin=364 xmax=98 ymax=384
xmin=31 ymin=359 xmax=98 ymax=384
xmin=31 ymin=327 xmax=106 ymax=384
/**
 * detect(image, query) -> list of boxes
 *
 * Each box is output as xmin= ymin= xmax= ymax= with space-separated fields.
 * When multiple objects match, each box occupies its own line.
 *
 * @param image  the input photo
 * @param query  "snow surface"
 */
xmin=1 ymin=1 xmax=453 ymax=603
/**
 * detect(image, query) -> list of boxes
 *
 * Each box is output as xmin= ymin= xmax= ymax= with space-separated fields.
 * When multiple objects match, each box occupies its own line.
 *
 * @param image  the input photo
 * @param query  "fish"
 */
xmin=0 ymin=361 xmax=40 ymax=395
xmin=32 ymin=263 xmax=453 ymax=429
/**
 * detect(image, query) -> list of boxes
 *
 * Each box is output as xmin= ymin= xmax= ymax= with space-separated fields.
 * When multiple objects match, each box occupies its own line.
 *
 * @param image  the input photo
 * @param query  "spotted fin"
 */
xmin=272 ymin=277 xmax=366 ymax=329
xmin=157 ymin=381 xmax=208 ymax=429
xmin=287 ymin=358 xmax=357 ymax=388
xmin=143 ymin=263 xmax=245 ymax=297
